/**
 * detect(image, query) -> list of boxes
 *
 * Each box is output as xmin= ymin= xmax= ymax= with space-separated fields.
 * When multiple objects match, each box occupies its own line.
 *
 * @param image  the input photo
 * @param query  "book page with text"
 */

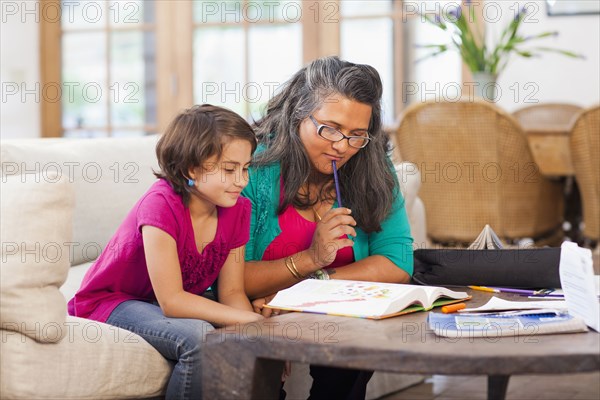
xmin=559 ymin=242 xmax=600 ymax=332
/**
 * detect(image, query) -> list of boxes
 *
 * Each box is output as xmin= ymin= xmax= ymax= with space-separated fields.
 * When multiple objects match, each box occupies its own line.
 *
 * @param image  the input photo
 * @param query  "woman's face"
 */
xmin=298 ymin=93 xmax=372 ymax=175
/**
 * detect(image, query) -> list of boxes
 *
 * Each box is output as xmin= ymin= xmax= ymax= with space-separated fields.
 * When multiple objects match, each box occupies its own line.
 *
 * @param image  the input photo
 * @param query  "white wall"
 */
xmin=0 ymin=1 xmax=41 ymax=138
xmin=488 ymin=1 xmax=600 ymax=111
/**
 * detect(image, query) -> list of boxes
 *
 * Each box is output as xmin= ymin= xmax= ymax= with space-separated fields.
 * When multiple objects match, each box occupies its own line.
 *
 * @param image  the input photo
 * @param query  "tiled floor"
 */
xmin=381 ymin=372 xmax=600 ymax=400
xmin=381 ymin=244 xmax=600 ymax=400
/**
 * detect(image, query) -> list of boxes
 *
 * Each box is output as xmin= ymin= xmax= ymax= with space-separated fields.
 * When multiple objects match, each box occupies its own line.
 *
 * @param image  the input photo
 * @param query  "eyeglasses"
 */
xmin=309 ymin=115 xmax=371 ymax=149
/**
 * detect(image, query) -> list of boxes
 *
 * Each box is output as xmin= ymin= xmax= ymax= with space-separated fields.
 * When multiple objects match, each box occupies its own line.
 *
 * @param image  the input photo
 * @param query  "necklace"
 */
xmin=312 ymin=206 xmax=322 ymax=222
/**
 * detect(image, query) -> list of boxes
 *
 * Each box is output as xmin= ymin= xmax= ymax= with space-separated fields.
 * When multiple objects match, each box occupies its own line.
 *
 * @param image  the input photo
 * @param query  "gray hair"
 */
xmin=253 ymin=56 xmax=397 ymax=233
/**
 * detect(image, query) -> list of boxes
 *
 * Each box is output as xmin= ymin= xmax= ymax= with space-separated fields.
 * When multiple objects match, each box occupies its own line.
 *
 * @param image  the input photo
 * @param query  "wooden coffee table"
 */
xmin=202 ymin=289 xmax=600 ymax=400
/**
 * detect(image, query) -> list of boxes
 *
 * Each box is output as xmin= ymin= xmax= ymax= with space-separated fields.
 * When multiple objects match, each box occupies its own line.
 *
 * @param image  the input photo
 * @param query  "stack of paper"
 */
xmin=428 ymin=310 xmax=588 ymax=338
xmin=429 ymin=242 xmax=599 ymax=338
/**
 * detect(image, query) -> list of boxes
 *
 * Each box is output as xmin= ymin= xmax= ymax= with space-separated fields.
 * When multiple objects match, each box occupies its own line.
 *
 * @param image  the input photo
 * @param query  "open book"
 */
xmin=265 ymin=279 xmax=470 ymax=320
xmin=428 ymin=310 xmax=588 ymax=338
xmin=468 ymin=224 xmax=504 ymax=250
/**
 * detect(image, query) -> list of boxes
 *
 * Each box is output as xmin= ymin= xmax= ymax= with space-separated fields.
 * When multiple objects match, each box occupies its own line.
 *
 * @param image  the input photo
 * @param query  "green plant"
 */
xmin=419 ymin=2 xmax=583 ymax=76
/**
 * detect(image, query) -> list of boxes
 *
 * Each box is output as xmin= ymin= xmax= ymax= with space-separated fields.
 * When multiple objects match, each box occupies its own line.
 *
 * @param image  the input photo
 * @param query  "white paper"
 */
xmin=460 ymin=297 xmax=568 ymax=313
xmin=527 ymin=276 xmax=600 ymax=299
xmin=559 ymin=242 xmax=600 ymax=332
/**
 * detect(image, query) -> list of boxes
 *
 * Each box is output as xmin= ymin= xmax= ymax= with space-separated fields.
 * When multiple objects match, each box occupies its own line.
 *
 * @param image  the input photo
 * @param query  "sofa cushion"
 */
xmin=0 ymin=316 xmax=171 ymax=399
xmin=0 ymin=135 xmax=160 ymax=266
xmin=395 ymin=162 xmax=428 ymax=249
xmin=0 ymin=172 xmax=74 ymax=342
xmin=60 ymin=261 xmax=93 ymax=303
xmin=395 ymin=162 xmax=421 ymax=212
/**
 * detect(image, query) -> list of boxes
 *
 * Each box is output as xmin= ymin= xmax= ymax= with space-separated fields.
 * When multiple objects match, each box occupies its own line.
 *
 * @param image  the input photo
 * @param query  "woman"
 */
xmin=243 ymin=56 xmax=413 ymax=399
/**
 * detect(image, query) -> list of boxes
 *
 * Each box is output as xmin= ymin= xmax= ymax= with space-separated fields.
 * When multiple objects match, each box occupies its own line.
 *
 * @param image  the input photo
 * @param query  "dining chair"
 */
xmin=395 ymin=99 xmax=564 ymax=245
xmin=513 ymin=103 xmax=583 ymax=128
xmin=513 ymin=103 xmax=584 ymax=242
xmin=569 ymin=105 xmax=600 ymax=245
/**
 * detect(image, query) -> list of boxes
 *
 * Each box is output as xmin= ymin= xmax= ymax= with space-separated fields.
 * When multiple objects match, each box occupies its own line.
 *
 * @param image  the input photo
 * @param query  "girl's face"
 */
xmin=189 ymin=138 xmax=252 ymax=209
xmin=298 ymin=93 xmax=372 ymax=175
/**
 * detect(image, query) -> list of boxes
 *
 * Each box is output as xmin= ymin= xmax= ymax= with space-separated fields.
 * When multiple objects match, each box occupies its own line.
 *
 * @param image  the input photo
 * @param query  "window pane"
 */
xmin=64 ymin=129 xmax=108 ymax=138
xmin=404 ymin=16 xmax=462 ymax=104
xmin=109 ymin=0 xmax=154 ymax=27
xmin=62 ymin=32 xmax=107 ymax=130
xmin=193 ymin=27 xmax=245 ymax=116
xmin=61 ymin=0 xmax=107 ymax=30
xmin=251 ymin=1 xmax=302 ymax=23
xmin=111 ymin=31 xmax=156 ymax=127
xmin=193 ymin=0 xmax=242 ymax=23
xmin=248 ymin=24 xmax=302 ymax=120
xmin=341 ymin=18 xmax=394 ymax=125
xmin=193 ymin=1 xmax=301 ymax=23
xmin=341 ymin=0 xmax=392 ymax=17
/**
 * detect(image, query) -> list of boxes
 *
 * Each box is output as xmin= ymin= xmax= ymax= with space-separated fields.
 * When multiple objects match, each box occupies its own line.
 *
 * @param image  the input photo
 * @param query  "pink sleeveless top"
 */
xmin=262 ymin=180 xmax=354 ymax=268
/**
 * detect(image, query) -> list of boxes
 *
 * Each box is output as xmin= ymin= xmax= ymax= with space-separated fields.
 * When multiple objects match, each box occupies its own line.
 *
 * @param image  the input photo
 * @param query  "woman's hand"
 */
xmin=252 ymin=293 xmax=277 ymax=317
xmin=252 ymin=293 xmax=290 ymax=318
xmin=308 ymin=207 xmax=356 ymax=268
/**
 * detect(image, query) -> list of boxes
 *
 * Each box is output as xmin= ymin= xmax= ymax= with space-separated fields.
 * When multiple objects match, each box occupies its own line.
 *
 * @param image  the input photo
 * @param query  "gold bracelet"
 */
xmin=284 ymin=257 xmax=302 ymax=279
xmin=289 ymin=256 xmax=306 ymax=279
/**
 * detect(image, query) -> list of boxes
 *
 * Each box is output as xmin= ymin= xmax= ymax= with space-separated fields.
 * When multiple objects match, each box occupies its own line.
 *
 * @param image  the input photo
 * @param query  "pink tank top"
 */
xmin=262 ymin=180 xmax=354 ymax=268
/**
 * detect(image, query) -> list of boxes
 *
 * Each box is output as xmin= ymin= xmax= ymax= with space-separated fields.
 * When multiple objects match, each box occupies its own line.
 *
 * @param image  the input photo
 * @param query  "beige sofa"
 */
xmin=0 ymin=136 xmax=427 ymax=399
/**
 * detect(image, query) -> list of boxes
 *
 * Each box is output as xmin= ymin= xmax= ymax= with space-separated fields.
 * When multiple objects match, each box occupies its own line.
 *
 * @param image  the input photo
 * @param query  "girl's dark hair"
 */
xmin=253 ymin=56 xmax=397 ymax=233
xmin=155 ymin=104 xmax=257 ymax=205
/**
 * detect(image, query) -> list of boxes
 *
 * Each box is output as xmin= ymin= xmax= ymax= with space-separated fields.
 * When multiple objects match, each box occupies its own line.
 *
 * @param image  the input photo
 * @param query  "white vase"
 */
xmin=472 ymin=72 xmax=499 ymax=101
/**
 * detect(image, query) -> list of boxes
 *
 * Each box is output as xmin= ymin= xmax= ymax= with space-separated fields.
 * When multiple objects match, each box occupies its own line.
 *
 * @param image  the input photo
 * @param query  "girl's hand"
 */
xmin=308 ymin=207 xmax=356 ymax=268
xmin=237 ymin=310 xmax=265 ymax=325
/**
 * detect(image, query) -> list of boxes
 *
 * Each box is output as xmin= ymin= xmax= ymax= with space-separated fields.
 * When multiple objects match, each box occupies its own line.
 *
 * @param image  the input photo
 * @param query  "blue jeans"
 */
xmin=106 ymin=300 xmax=214 ymax=400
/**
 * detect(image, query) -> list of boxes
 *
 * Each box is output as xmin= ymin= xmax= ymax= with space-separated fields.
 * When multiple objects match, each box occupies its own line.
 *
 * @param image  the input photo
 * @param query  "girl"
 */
xmin=69 ymin=104 xmax=263 ymax=399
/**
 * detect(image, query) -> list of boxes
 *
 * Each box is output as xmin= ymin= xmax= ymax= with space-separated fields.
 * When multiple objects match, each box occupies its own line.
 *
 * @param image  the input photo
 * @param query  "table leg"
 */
xmin=487 ymin=375 xmax=510 ymax=400
xmin=203 ymin=339 xmax=284 ymax=399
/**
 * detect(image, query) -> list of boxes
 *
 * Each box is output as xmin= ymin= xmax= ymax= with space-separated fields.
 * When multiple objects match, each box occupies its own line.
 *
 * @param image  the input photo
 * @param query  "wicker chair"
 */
xmin=395 ymin=99 xmax=564 ymax=245
xmin=570 ymin=106 xmax=600 ymax=243
xmin=513 ymin=103 xmax=583 ymax=127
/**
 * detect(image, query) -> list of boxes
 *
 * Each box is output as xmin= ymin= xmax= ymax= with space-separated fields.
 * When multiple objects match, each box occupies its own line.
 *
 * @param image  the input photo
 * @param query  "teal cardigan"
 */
xmin=241 ymin=161 xmax=414 ymax=276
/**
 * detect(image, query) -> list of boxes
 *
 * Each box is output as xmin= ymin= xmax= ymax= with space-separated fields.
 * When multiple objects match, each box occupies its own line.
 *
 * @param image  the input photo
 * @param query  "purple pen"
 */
xmin=489 ymin=287 xmax=536 ymax=295
xmin=332 ymin=160 xmax=342 ymax=207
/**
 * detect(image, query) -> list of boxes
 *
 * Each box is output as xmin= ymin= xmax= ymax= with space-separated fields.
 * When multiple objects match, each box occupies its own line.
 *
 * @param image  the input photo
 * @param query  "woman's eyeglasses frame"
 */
xmin=308 ymin=115 xmax=371 ymax=149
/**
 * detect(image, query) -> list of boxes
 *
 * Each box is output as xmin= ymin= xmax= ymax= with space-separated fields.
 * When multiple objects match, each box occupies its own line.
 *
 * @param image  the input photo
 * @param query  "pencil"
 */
xmin=468 ymin=285 xmax=499 ymax=293
xmin=332 ymin=160 xmax=342 ymax=207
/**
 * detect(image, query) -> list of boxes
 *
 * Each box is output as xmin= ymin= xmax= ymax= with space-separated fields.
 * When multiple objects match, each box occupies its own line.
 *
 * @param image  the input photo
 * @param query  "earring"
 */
xmin=187 ymin=178 xmax=195 ymax=187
